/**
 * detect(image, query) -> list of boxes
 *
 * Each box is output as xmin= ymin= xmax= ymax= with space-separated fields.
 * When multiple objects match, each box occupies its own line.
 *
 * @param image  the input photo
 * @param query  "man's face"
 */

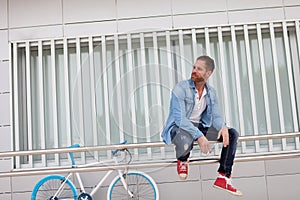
xmin=191 ymin=59 xmax=211 ymax=83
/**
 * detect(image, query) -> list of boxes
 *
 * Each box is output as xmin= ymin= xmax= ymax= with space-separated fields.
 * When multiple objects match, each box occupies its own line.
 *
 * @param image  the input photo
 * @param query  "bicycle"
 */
xmin=31 ymin=141 xmax=159 ymax=200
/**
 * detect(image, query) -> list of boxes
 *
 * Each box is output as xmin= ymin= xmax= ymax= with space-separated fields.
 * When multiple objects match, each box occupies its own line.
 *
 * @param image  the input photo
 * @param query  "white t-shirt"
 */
xmin=189 ymin=87 xmax=207 ymax=123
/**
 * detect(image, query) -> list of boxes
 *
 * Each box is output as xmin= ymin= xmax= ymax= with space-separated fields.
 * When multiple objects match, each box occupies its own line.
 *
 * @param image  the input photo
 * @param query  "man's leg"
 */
xmin=217 ymin=128 xmax=239 ymax=177
xmin=213 ymin=128 xmax=242 ymax=196
xmin=170 ymin=126 xmax=194 ymax=180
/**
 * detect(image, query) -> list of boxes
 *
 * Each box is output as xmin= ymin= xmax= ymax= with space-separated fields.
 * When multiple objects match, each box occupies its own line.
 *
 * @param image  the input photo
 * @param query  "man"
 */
xmin=161 ymin=55 xmax=242 ymax=196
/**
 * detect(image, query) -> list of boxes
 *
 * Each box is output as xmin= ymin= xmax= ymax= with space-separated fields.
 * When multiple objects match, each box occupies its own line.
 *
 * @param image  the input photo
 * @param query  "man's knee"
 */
xmin=229 ymin=128 xmax=239 ymax=142
xmin=171 ymin=127 xmax=194 ymax=159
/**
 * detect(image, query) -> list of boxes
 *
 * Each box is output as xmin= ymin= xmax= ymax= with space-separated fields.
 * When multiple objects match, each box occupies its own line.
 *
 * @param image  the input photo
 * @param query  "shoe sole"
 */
xmin=213 ymin=185 xmax=243 ymax=196
xmin=179 ymin=174 xmax=187 ymax=180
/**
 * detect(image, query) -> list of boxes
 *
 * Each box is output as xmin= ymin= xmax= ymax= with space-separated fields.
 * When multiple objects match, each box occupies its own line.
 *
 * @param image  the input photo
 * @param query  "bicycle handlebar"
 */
xmin=68 ymin=143 xmax=80 ymax=167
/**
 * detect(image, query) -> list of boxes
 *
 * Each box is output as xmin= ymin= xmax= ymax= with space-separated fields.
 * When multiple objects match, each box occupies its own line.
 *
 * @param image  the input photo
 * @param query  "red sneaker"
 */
xmin=177 ymin=160 xmax=188 ymax=180
xmin=213 ymin=173 xmax=243 ymax=196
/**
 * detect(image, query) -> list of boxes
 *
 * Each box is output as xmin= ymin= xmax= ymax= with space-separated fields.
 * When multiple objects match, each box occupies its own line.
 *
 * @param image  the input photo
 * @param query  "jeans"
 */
xmin=171 ymin=124 xmax=239 ymax=177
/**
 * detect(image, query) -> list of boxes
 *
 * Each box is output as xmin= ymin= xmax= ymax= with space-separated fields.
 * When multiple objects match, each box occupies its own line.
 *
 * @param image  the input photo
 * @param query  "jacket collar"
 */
xmin=188 ymin=78 xmax=212 ymax=92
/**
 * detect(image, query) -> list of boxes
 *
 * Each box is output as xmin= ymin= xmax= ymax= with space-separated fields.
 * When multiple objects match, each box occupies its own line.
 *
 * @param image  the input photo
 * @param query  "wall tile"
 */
xmin=172 ymin=0 xmax=227 ymax=15
xmin=283 ymin=0 xmax=300 ymax=6
xmin=63 ymin=0 xmax=116 ymax=23
xmin=0 ymin=158 xmax=12 ymax=172
xmin=0 ymin=93 xmax=10 ymax=126
xmin=158 ymin=181 xmax=202 ymax=199
xmin=8 ymin=0 xmax=62 ymax=28
xmin=0 ymin=30 xmax=9 ymax=61
xmin=9 ymin=25 xmax=63 ymax=41
xmin=0 ymin=177 xmax=10 ymax=192
xmin=285 ymin=6 xmax=300 ymax=20
xmin=0 ymin=62 xmax=9 ymax=92
xmin=0 ymin=194 xmax=11 ymax=200
xmin=117 ymin=0 xmax=172 ymax=19
xmin=228 ymin=8 xmax=285 ymax=24
xmin=64 ymin=21 xmax=117 ymax=37
xmin=265 ymin=157 xmax=300 ymax=175
xmin=267 ymin=174 xmax=300 ymax=200
xmin=12 ymin=192 xmax=31 ymax=200
xmin=227 ymin=0 xmax=283 ymax=10
xmin=12 ymin=174 xmax=49 ymax=192
xmin=173 ymin=12 xmax=228 ymax=29
xmin=0 ymin=126 xmax=11 ymax=152
xmin=0 ymin=0 xmax=8 ymax=29
xmin=117 ymin=16 xmax=172 ymax=34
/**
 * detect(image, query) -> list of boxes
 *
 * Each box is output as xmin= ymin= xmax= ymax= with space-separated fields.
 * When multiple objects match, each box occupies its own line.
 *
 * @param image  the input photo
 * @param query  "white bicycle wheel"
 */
xmin=107 ymin=170 xmax=159 ymax=200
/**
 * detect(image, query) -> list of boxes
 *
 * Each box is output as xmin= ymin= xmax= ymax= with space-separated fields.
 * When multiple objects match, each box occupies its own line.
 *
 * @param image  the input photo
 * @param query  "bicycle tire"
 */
xmin=31 ymin=174 xmax=78 ymax=200
xmin=107 ymin=170 xmax=159 ymax=200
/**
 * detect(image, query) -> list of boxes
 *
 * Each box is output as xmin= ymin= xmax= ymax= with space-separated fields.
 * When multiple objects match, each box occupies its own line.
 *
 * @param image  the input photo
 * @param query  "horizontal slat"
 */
xmin=0 ymin=150 xmax=299 ymax=178
xmin=0 ymin=133 xmax=299 ymax=158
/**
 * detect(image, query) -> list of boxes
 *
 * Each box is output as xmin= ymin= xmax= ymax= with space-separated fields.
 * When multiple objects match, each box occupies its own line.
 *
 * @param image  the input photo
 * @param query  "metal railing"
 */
xmin=0 ymin=132 xmax=299 ymax=178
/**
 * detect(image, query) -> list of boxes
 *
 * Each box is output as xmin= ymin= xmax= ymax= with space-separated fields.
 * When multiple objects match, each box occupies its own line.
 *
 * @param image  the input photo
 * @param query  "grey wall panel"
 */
xmin=158 ymin=181 xmax=203 ymax=200
xmin=228 ymin=7 xmax=285 ymax=24
xmin=9 ymin=25 xmax=63 ymax=41
xmin=12 ymin=174 xmax=52 ymax=192
xmin=172 ymin=0 xmax=227 ymax=15
xmin=231 ymin=161 xmax=266 ymax=178
xmin=117 ymin=17 xmax=172 ymax=34
xmin=117 ymin=0 xmax=172 ymax=19
xmin=0 ymin=177 xmax=11 ymax=193
xmin=0 ymin=0 xmax=8 ymax=29
xmin=63 ymin=0 xmax=116 ymax=23
xmin=0 ymin=30 xmax=9 ymax=61
xmin=0 ymin=62 xmax=9 ymax=93
xmin=0 ymin=194 xmax=11 ymax=200
xmin=172 ymin=12 xmax=228 ymax=29
xmin=12 ymin=192 xmax=31 ymax=200
xmin=0 ymin=94 xmax=10 ymax=126
xmin=265 ymin=158 xmax=300 ymax=175
xmin=8 ymin=0 xmax=62 ymax=28
xmin=227 ymin=0 xmax=283 ymax=10
xmin=200 ymin=163 xmax=220 ymax=180
xmin=267 ymin=174 xmax=300 ymax=200
xmin=0 ymin=159 xmax=12 ymax=172
xmin=285 ymin=6 xmax=300 ymax=20
xmin=283 ymin=0 xmax=300 ymax=6
xmin=64 ymin=21 xmax=117 ymax=37
xmin=0 ymin=126 xmax=11 ymax=152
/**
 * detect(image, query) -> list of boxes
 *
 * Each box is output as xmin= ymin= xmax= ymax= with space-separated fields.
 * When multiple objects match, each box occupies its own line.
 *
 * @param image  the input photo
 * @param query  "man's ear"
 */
xmin=207 ymin=70 xmax=213 ymax=78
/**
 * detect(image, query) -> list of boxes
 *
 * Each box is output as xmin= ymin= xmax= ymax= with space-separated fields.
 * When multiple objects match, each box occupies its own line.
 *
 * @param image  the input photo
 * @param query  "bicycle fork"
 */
xmin=118 ymin=170 xmax=134 ymax=198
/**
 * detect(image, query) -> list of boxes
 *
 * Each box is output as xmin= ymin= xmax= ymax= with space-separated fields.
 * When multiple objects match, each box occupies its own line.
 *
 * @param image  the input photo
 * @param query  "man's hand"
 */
xmin=197 ymin=136 xmax=211 ymax=154
xmin=217 ymin=126 xmax=229 ymax=147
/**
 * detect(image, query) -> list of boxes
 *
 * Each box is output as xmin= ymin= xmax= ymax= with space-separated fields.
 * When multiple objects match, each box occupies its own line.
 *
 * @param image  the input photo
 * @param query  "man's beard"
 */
xmin=191 ymin=72 xmax=205 ymax=82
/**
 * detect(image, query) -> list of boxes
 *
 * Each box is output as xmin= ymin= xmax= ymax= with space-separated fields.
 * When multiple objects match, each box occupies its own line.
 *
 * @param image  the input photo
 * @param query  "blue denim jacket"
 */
xmin=161 ymin=79 xmax=226 ymax=145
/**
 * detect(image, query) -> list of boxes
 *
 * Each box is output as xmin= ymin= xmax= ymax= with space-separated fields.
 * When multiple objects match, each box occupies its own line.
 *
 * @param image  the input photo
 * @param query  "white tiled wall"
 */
xmin=172 ymin=0 xmax=227 ymax=14
xmin=0 ymin=30 xmax=9 ymax=61
xmin=228 ymin=7 xmax=285 ymax=24
xmin=0 ymin=94 xmax=10 ymax=126
xmin=227 ymin=0 xmax=283 ymax=10
xmin=283 ymin=0 xmax=300 ymax=6
xmin=9 ymin=25 xmax=64 ymax=41
xmin=267 ymin=174 xmax=300 ymax=200
xmin=0 ymin=0 xmax=8 ymax=29
xmin=285 ymin=6 xmax=300 ymax=19
xmin=63 ymin=0 xmax=116 ymax=23
xmin=0 ymin=62 xmax=10 ymax=92
xmin=172 ymin=12 xmax=228 ymax=29
xmin=117 ymin=0 xmax=172 ymax=19
xmin=8 ymin=0 xmax=62 ymax=28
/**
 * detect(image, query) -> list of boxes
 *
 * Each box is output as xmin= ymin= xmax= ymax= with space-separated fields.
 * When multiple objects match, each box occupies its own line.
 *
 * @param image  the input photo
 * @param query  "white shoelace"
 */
xmin=218 ymin=174 xmax=233 ymax=186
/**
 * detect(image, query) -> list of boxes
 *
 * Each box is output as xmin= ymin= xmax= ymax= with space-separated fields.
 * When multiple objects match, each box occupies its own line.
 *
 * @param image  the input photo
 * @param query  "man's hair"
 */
xmin=196 ymin=55 xmax=215 ymax=72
